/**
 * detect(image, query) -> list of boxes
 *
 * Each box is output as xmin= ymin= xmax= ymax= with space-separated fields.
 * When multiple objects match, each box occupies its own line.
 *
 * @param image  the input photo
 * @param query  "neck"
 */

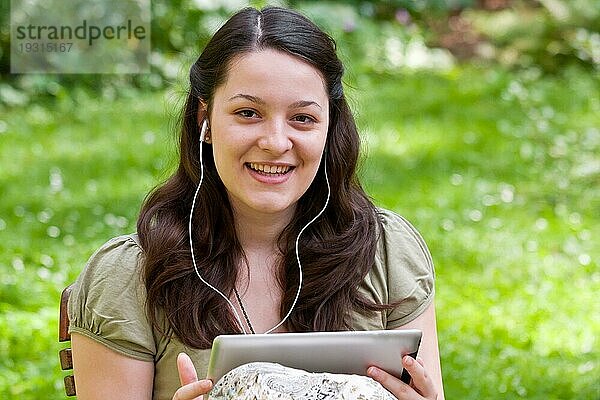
xmin=232 ymin=206 xmax=294 ymax=253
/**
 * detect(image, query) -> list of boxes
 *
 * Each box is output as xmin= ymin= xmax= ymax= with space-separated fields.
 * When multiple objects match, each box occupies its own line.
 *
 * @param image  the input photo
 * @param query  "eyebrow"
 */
xmin=228 ymin=94 xmax=322 ymax=110
xmin=228 ymin=94 xmax=265 ymax=105
xmin=289 ymin=100 xmax=322 ymax=110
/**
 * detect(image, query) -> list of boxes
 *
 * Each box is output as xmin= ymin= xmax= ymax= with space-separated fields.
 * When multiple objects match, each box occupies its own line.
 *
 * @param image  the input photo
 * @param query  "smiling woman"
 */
xmin=67 ymin=6 xmax=444 ymax=400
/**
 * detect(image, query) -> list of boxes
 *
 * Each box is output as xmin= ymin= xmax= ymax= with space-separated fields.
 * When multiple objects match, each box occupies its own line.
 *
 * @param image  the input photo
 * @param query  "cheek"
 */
xmin=211 ymin=141 xmax=238 ymax=180
xmin=314 ymin=129 xmax=329 ymax=161
xmin=211 ymin=127 xmax=245 ymax=160
xmin=300 ymin=137 xmax=327 ymax=176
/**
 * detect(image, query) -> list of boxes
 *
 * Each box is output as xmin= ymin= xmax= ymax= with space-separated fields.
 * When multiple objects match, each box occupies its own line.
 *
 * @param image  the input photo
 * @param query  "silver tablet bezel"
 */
xmin=206 ymin=329 xmax=422 ymax=384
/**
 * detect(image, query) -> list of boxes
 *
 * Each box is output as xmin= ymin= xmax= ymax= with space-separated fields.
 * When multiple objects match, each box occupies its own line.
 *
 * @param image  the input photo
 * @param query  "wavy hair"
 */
xmin=137 ymin=6 xmax=387 ymax=349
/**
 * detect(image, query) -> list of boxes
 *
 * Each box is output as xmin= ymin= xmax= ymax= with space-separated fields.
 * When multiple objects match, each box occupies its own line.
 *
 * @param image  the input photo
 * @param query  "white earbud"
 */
xmin=199 ymin=119 xmax=208 ymax=142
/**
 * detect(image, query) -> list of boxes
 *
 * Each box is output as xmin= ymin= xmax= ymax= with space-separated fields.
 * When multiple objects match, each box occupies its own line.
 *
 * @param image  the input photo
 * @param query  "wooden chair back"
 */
xmin=59 ymin=284 xmax=76 ymax=396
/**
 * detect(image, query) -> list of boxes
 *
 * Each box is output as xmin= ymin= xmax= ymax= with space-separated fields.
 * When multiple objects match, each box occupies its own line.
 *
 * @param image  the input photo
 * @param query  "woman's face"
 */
xmin=207 ymin=49 xmax=329 ymax=220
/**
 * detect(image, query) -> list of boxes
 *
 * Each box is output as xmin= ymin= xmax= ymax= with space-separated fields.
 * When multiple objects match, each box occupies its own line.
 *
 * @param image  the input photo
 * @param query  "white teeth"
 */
xmin=249 ymin=163 xmax=291 ymax=174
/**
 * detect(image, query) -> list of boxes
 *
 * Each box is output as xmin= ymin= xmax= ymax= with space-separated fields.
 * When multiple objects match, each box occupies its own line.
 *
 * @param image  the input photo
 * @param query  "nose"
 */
xmin=257 ymin=118 xmax=293 ymax=154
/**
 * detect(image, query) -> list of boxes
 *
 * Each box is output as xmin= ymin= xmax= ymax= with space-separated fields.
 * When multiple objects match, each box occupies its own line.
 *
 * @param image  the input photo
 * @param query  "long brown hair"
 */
xmin=137 ymin=6 xmax=386 ymax=349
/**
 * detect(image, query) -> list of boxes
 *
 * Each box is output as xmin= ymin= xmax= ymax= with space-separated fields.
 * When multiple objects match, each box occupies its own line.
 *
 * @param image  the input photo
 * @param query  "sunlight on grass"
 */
xmin=356 ymin=65 xmax=599 ymax=398
xmin=0 ymin=65 xmax=598 ymax=399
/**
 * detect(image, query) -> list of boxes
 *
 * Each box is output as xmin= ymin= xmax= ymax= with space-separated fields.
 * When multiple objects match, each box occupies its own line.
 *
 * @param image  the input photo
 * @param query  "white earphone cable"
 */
xmin=189 ymin=121 xmax=248 ymax=334
xmin=189 ymin=119 xmax=330 ymax=334
xmin=265 ymin=161 xmax=330 ymax=333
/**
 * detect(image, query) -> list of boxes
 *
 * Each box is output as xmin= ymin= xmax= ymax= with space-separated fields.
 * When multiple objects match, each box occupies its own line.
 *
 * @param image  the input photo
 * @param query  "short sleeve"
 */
xmin=67 ymin=235 xmax=156 ymax=361
xmin=365 ymin=209 xmax=435 ymax=329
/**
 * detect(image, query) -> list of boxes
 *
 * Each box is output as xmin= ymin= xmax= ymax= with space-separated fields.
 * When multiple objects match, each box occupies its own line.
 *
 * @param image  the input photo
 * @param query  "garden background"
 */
xmin=0 ymin=0 xmax=598 ymax=398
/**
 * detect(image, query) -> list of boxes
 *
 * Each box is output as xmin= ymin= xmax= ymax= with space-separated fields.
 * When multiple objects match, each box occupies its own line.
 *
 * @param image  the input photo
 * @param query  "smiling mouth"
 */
xmin=247 ymin=162 xmax=294 ymax=175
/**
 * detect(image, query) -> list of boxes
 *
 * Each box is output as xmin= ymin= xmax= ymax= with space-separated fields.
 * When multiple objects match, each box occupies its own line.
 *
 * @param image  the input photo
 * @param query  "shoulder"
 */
xmin=359 ymin=208 xmax=435 ymax=328
xmin=70 ymin=233 xmax=145 ymax=309
xmin=85 ymin=233 xmax=143 ymax=269
xmin=67 ymin=234 xmax=155 ymax=361
xmin=375 ymin=208 xmax=434 ymax=275
xmin=74 ymin=234 xmax=143 ymax=285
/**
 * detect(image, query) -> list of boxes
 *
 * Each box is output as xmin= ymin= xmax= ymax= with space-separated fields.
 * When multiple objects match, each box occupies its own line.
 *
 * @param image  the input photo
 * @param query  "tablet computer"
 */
xmin=206 ymin=329 xmax=422 ymax=384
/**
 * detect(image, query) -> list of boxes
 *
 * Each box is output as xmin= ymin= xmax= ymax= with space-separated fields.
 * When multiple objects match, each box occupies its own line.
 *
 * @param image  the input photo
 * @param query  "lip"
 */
xmin=245 ymin=162 xmax=295 ymax=185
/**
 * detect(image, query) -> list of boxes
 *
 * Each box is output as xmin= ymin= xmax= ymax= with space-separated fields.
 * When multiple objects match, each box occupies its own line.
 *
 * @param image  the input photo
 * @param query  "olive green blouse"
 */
xmin=68 ymin=208 xmax=435 ymax=400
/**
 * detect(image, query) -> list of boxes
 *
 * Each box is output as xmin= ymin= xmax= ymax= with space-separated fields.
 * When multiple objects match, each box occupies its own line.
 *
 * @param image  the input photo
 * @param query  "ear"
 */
xmin=197 ymin=99 xmax=208 ymax=127
xmin=197 ymin=99 xmax=211 ymax=143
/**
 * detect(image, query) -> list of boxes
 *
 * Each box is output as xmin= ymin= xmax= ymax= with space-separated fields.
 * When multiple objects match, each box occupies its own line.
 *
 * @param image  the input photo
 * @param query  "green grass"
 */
xmin=0 ymin=65 xmax=598 ymax=399
xmin=357 ymin=66 xmax=600 ymax=398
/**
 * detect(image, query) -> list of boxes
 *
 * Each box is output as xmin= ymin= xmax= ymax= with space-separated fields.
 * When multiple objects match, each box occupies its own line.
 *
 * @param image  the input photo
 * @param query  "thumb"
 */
xmin=177 ymin=352 xmax=198 ymax=386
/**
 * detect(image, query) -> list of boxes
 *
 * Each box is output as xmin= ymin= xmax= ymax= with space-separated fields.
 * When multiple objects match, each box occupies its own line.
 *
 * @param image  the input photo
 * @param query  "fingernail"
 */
xmin=199 ymin=380 xmax=212 ymax=389
xmin=404 ymin=356 xmax=413 ymax=366
xmin=367 ymin=367 xmax=379 ymax=378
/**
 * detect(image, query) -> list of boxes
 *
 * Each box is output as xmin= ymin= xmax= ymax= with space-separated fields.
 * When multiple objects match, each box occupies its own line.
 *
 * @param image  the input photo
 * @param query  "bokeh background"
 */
xmin=0 ymin=0 xmax=598 ymax=398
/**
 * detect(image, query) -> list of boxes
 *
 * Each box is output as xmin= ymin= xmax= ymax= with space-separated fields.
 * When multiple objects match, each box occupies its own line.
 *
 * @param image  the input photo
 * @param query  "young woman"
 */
xmin=69 ymin=6 xmax=444 ymax=400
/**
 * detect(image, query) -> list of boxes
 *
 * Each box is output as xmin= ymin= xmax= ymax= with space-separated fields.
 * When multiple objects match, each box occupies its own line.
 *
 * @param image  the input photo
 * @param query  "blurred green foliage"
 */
xmin=464 ymin=0 xmax=600 ymax=72
xmin=1 ymin=64 xmax=598 ymax=400
xmin=2 ymin=0 xmax=599 ymax=107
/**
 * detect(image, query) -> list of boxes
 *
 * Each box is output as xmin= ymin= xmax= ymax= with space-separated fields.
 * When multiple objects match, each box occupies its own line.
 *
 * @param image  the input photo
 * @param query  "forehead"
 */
xmin=215 ymin=48 xmax=328 ymax=104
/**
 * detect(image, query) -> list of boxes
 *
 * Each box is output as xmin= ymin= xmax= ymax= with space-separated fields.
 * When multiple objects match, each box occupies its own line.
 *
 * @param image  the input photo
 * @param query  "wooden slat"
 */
xmin=59 ymin=284 xmax=76 ymax=396
xmin=59 ymin=348 xmax=73 ymax=370
xmin=59 ymin=285 xmax=73 ymax=342
xmin=64 ymin=375 xmax=76 ymax=397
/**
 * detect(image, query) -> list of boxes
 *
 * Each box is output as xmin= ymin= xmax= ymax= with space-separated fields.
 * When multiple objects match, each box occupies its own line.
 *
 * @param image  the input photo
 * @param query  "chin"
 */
xmin=247 ymin=197 xmax=296 ymax=215
xmin=253 ymin=203 xmax=294 ymax=215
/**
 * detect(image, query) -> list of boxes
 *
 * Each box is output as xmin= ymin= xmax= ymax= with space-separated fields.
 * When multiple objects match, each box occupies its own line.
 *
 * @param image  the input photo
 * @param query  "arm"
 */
xmin=397 ymin=301 xmax=444 ymax=398
xmin=368 ymin=302 xmax=445 ymax=400
xmin=71 ymin=333 xmax=154 ymax=400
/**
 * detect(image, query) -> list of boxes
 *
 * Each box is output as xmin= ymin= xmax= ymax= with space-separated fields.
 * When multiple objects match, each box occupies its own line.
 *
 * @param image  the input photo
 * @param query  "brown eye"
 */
xmin=292 ymin=114 xmax=316 ymax=123
xmin=237 ymin=109 xmax=259 ymax=119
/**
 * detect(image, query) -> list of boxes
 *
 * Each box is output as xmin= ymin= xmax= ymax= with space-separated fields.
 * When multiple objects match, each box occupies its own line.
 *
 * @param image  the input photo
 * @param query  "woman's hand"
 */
xmin=172 ymin=353 xmax=214 ymax=400
xmin=367 ymin=355 xmax=438 ymax=400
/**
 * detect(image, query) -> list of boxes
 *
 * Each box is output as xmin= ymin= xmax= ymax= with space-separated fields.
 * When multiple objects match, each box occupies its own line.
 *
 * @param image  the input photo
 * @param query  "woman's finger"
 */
xmin=177 ymin=353 xmax=198 ymax=386
xmin=172 ymin=380 xmax=213 ymax=400
xmin=402 ymin=355 xmax=436 ymax=399
xmin=174 ymin=352 xmax=213 ymax=400
xmin=367 ymin=366 xmax=421 ymax=400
